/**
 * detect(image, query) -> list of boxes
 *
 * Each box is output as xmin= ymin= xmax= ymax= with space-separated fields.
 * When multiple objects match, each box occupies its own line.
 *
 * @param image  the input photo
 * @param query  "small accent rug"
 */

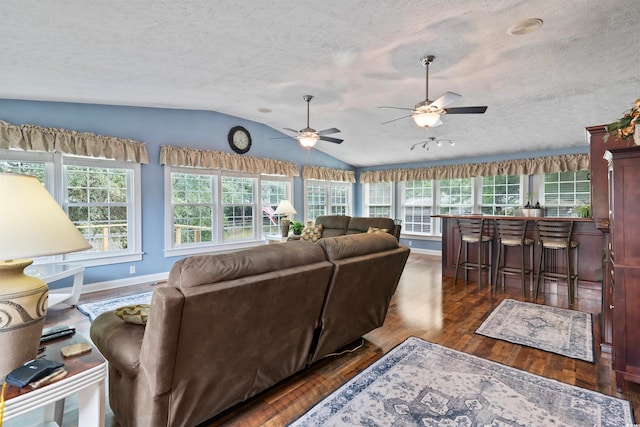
xmin=290 ymin=337 xmax=633 ymax=426
xmin=475 ymin=299 xmax=594 ymax=362
xmin=77 ymin=292 xmax=152 ymax=321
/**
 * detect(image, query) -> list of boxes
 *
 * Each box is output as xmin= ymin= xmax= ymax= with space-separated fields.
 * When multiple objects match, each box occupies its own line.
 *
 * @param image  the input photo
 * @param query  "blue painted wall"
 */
xmin=0 ymin=99 xmax=352 ymax=286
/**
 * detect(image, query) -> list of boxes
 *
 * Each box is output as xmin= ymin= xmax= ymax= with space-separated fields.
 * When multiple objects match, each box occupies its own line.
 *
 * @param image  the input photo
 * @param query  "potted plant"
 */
xmin=573 ymin=202 xmax=591 ymax=218
xmin=290 ymin=220 xmax=304 ymax=235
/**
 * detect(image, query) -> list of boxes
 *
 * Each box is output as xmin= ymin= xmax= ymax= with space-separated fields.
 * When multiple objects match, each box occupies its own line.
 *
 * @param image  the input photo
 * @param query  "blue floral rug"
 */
xmin=290 ymin=337 xmax=633 ymax=426
xmin=77 ymin=292 xmax=152 ymax=321
xmin=475 ymin=299 xmax=594 ymax=362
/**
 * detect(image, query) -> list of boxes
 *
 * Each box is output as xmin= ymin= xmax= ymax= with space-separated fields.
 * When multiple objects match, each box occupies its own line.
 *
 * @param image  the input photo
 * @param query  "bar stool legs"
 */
xmin=493 ymin=219 xmax=535 ymax=297
xmin=454 ymin=217 xmax=492 ymax=288
xmin=535 ymin=220 xmax=580 ymax=305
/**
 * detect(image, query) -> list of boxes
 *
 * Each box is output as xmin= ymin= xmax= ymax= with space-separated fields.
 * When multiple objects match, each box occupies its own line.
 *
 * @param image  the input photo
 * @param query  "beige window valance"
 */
xmin=359 ymin=153 xmax=590 ymax=183
xmin=302 ymin=165 xmax=356 ymax=183
xmin=0 ymin=120 xmax=149 ymax=164
xmin=160 ymin=145 xmax=299 ymax=176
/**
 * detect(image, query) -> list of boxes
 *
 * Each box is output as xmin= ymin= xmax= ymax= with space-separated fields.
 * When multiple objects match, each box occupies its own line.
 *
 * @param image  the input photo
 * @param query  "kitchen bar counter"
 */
xmin=435 ymin=215 xmax=603 ymax=298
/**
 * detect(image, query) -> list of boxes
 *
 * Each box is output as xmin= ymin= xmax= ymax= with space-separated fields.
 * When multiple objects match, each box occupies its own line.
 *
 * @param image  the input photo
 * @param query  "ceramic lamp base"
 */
xmin=280 ymin=219 xmax=291 ymax=237
xmin=0 ymin=259 xmax=48 ymax=380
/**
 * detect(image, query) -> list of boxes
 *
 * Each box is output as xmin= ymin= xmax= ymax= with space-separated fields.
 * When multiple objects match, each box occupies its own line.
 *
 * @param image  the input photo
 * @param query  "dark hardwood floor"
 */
xmin=35 ymin=253 xmax=640 ymax=425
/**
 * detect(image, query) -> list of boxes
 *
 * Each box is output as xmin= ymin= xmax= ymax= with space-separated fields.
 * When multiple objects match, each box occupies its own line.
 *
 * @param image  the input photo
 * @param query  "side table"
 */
xmin=25 ymin=264 xmax=85 ymax=308
xmin=265 ymin=235 xmax=289 ymax=244
xmin=3 ymin=333 xmax=106 ymax=427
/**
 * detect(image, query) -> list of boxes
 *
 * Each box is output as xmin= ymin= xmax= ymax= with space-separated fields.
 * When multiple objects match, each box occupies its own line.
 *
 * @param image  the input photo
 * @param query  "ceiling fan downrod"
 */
xmin=421 ymin=55 xmax=435 ymax=103
xmin=303 ymin=95 xmax=313 ymax=129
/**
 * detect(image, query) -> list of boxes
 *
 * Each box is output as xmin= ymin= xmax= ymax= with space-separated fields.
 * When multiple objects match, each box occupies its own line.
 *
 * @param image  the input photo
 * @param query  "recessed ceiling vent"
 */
xmin=508 ymin=18 xmax=543 ymax=35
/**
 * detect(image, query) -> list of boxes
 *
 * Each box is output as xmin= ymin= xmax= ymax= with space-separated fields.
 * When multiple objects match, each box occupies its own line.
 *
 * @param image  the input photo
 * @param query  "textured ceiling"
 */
xmin=1 ymin=1 xmax=639 ymax=167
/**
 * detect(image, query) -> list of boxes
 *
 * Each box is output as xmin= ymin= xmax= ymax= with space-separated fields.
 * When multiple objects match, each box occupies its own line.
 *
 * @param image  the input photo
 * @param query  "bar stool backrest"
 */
xmin=456 ymin=217 xmax=490 ymax=242
xmin=535 ymin=220 xmax=574 ymax=249
xmin=495 ymin=219 xmax=528 ymax=246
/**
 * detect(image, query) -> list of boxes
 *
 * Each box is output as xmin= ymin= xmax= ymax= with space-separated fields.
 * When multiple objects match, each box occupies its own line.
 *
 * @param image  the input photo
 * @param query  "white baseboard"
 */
xmin=49 ymin=272 xmax=170 ymax=297
xmin=408 ymin=248 xmax=442 ymax=256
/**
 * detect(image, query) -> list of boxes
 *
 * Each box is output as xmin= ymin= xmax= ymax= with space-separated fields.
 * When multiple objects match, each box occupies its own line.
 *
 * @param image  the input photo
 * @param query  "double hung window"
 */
xmin=0 ymin=149 xmax=141 ymax=265
xmin=165 ymin=166 xmax=292 ymax=255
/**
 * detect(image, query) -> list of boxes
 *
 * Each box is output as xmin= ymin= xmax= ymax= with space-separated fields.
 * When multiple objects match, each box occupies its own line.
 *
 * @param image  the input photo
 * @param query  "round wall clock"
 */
xmin=228 ymin=126 xmax=252 ymax=154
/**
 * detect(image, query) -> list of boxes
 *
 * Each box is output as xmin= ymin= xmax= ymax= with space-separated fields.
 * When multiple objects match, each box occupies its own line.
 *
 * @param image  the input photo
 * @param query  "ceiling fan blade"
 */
xmin=381 ymin=114 xmax=412 ymax=125
xmin=318 ymin=127 xmax=341 ymax=136
xmin=283 ymin=127 xmax=300 ymax=134
xmin=431 ymin=92 xmax=462 ymax=109
xmin=378 ymin=106 xmax=415 ymax=111
xmin=319 ymin=136 xmax=343 ymax=144
xmin=444 ymin=106 xmax=488 ymax=114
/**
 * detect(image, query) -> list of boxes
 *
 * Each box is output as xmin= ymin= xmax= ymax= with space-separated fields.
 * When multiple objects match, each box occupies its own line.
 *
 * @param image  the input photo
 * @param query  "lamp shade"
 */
xmin=0 ymin=173 xmax=91 ymax=261
xmin=274 ymin=200 xmax=297 ymax=216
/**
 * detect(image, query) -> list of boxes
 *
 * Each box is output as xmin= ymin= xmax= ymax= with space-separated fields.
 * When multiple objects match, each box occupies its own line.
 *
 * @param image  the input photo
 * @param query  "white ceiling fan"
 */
xmin=281 ymin=95 xmax=343 ymax=147
xmin=379 ymin=55 xmax=488 ymax=128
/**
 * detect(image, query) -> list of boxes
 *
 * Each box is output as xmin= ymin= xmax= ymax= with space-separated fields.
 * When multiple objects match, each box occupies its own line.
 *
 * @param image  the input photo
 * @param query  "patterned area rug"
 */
xmin=290 ymin=337 xmax=633 ymax=426
xmin=475 ymin=299 xmax=594 ymax=362
xmin=77 ymin=292 xmax=152 ymax=321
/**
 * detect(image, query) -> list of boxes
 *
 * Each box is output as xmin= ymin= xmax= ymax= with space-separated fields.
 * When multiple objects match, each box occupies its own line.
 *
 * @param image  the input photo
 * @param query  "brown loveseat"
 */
xmin=293 ymin=215 xmax=401 ymax=240
xmin=90 ymin=233 xmax=410 ymax=427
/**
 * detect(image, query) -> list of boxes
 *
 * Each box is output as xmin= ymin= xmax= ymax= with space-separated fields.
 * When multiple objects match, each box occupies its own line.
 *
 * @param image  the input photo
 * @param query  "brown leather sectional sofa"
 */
xmin=90 ymin=232 xmax=410 ymax=427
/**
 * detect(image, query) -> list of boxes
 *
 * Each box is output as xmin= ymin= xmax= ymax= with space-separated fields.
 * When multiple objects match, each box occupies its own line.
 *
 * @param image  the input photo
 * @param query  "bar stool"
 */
xmin=493 ymin=219 xmax=535 ymax=296
xmin=454 ymin=217 xmax=492 ymax=288
xmin=535 ymin=220 xmax=579 ymax=305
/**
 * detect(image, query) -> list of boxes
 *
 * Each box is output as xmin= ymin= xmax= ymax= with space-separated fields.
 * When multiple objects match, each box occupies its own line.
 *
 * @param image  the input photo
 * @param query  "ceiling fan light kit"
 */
xmin=379 ymin=55 xmax=487 ymax=129
xmin=282 ymin=95 xmax=343 ymax=148
xmin=410 ymin=137 xmax=454 ymax=151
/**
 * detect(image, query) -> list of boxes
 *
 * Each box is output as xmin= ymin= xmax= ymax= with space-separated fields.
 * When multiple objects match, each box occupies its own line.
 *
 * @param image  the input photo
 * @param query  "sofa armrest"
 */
xmin=90 ymin=311 xmax=146 ymax=377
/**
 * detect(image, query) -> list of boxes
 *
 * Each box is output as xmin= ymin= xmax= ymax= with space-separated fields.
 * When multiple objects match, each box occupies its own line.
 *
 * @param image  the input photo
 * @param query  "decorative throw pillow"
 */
xmin=301 ymin=224 xmax=323 ymax=242
xmin=114 ymin=304 xmax=150 ymax=325
xmin=367 ymin=226 xmax=389 ymax=234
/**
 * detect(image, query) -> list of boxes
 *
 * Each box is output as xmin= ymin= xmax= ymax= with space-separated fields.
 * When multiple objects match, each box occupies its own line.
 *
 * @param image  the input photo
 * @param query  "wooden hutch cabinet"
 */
xmin=605 ymin=146 xmax=640 ymax=392
xmin=587 ymin=126 xmax=629 ymax=353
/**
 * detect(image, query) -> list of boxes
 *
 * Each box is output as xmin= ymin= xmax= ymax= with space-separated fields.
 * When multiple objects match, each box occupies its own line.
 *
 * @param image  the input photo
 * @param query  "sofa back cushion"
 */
xmin=168 ymin=240 xmax=325 ymax=288
xmin=347 ymin=216 xmax=395 ymax=235
xmin=312 ymin=233 xmax=410 ymax=363
xmin=315 ymin=215 xmax=350 ymax=238
xmin=162 ymin=241 xmax=333 ymax=426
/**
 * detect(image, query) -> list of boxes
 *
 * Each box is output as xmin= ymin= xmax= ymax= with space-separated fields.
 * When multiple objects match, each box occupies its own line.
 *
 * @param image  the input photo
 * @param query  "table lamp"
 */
xmin=0 ymin=173 xmax=91 ymax=379
xmin=274 ymin=200 xmax=297 ymax=237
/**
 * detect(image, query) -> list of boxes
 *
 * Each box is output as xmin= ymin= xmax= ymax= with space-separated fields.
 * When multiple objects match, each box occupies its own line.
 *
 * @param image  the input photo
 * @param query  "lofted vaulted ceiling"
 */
xmin=1 ymin=1 xmax=639 ymax=167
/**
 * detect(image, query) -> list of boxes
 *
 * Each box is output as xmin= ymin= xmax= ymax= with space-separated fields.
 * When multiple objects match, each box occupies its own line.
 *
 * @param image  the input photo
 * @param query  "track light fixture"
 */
xmin=409 ymin=137 xmax=455 ymax=151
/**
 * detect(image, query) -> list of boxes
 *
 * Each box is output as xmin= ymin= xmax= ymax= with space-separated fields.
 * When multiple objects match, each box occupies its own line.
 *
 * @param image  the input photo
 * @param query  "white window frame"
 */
xmin=260 ymin=175 xmax=293 ymax=237
xmin=0 ymin=149 xmax=142 ymax=266
xmin=534 ymin=170 xmax=590 ymax=217
xmin=477 ymin=174 xmax=526 ymax=216
xmin=400 ymin=180 xmax=435 ymax=236
xmin=164 ymin=166 xmax=292 ymax=257
xmin=303 ymin=179 xmax=352 ymax=221
xmin=363 ymin=182 xmax=395 ymax=218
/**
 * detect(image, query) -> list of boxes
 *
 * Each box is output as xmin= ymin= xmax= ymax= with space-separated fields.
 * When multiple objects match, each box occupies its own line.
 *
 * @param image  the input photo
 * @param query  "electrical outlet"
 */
xmin=129 ymin=266 xmax=135 ymax=275
xmin=408 ymin=240 xmax=412 ymax=246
